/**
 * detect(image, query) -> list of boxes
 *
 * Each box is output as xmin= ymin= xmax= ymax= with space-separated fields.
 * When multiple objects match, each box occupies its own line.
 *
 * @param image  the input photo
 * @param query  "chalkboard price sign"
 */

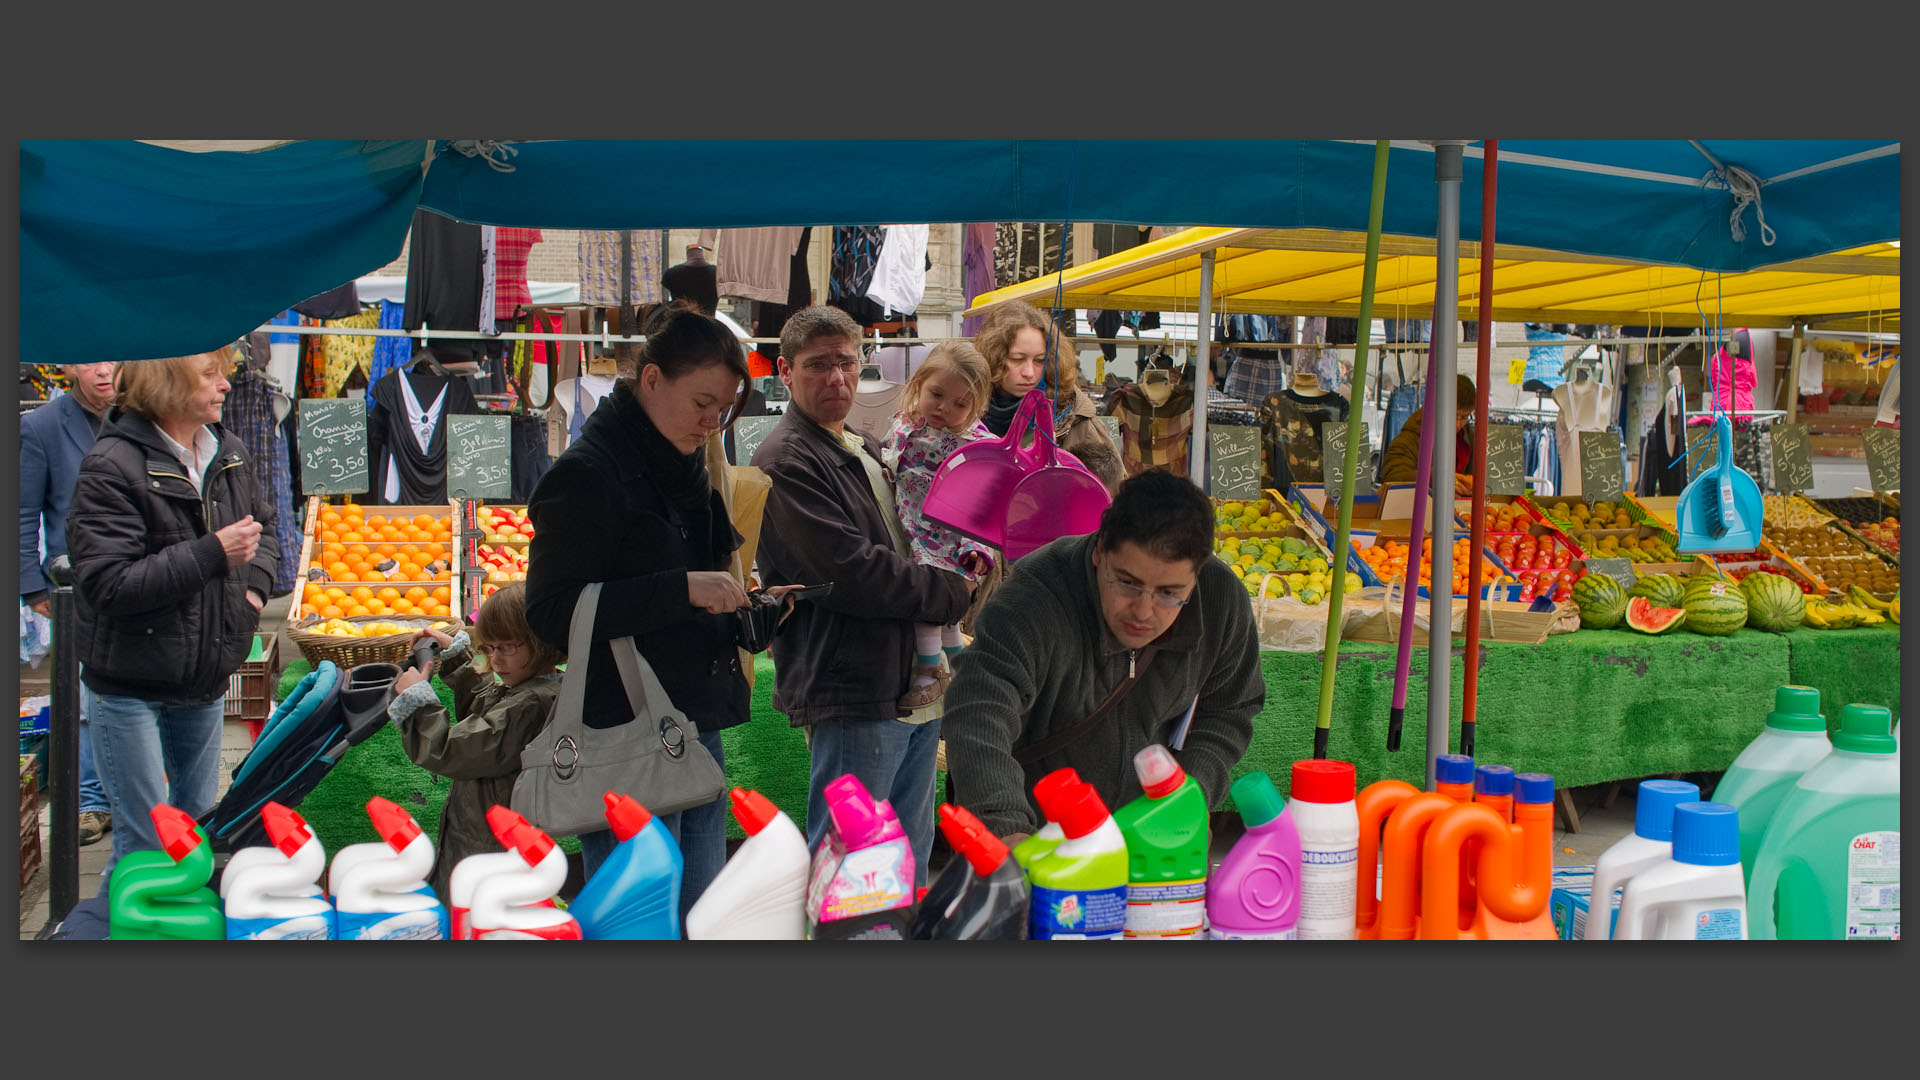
xmin=1208 ymin=424 xmax=1262 ymax=499
xmin=297 ymin=398 xmax=369 ymax=495
xmin=1585 ymin=556 xmax=1637 ymax=593
xmin=1578 ymin=430 xmax=1624 ymax=503
xmin=1862 ymin=427 xmax=1901 ymax=493
xmin=1100 ymin=415 xmax=1124 ymax=452
xmin=1321 ymin=421 xmax=1373 ymax=497
xmin=1483 ymin=424 xmax=1527 ymax=496
xmin=448 ymin=415 xmax=512 ymax=500
xmin=1683 ymin=422 xmax=1718 ymax=478
xmin=1768 ymin=423 xmax=1815 ymax=494
xmin=731 ymin=415 xmax=779 ymax=466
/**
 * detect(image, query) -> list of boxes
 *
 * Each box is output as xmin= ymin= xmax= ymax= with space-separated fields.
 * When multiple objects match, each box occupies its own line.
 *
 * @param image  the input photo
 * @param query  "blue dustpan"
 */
xmin=1675 ymin=412 xmax=1762 ymax=553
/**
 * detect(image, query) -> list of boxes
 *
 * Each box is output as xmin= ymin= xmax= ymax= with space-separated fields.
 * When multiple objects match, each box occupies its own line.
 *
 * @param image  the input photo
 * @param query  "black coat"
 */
xmin=523 ymin=382 xmax=749 ymax=732
xmin=751 ymin=405 xmax=971 ymax=725
xmin=65 ymin=410 xmax=279 ymax=705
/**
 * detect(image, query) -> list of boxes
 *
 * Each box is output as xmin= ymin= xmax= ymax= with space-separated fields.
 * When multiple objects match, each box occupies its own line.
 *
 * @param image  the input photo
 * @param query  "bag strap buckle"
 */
xmin=552 ymin=734 xmax=580 ymax=779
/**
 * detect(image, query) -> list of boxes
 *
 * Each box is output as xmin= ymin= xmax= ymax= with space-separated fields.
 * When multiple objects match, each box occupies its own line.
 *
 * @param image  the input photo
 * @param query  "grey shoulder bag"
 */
xmin=511 ymin=582 xmax=726 ymax=836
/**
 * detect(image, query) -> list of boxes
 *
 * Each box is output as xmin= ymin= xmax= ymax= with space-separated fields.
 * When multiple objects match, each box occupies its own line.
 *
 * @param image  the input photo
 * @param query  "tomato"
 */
xmin=1553 ymin=584 xmax=1573 ymax=602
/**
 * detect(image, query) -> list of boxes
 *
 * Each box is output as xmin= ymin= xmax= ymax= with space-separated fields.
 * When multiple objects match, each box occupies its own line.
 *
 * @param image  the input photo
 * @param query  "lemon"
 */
xmin=1297 ymin=586 xmax=1325 ymax=605
xmin=1263 ymin=578 xmax=1288 ymax=598
xmin=1229 ymin=564 xmax=1246 ymax=579
xmin=1287 ymin=573 xmax=1309 ymax=592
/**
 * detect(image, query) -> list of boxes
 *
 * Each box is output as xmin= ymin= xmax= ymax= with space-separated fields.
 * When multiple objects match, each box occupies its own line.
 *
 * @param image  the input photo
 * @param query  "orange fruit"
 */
xmin=346 ymin=604 xmax=371 ymax=617
xmin=427 ymin=603 xmax=451 ymax=618
xmin=367 ymin=514 xmax=388 ymax=528
xmin=341 ymin=531 xmax=363 ymax=544
xmin=350 ymin=586 xmax=374 ymax=603
xmin=326 ymin=561 xmax=351 ymax=579
xmin=412 ymin=514 xmax=433 ymax=529
xmin=319 ymin=529 xmax=340 ymax=543
xmin=378 ymin=587 xmax=402 ymax=603
xmin=405 ymin=586 xmax=429 ymax=602
xmin=392 ymin=600 xmax=417 ymax=615
xmin=431 ymin=586 xmax=451 ymax=603
xmin=400 ymin=543 xmax=420 ymax=557
xmin=320 ymin=605 xmax=345 ymax=619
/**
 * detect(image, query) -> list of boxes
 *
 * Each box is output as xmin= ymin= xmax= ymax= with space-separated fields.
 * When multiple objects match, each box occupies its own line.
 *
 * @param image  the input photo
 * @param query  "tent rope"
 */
xmin=1690 ymin=141 xmax=1776 ymax=247
xmin=448 ymin=140 xmax=520 ymax=173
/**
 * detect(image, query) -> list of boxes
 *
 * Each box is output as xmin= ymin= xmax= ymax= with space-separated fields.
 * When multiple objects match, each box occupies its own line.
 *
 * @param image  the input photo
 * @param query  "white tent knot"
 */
xmin=1699 ymin=162 xmax=1776 ymax=248
xmin=448 ymin=140 xmax=520 ymax=173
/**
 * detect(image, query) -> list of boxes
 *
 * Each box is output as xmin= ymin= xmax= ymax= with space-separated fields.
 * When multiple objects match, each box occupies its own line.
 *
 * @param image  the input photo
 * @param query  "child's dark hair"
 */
xmin=471 ymin=582 xmax=566 ymax=672
xmin=1095 ymin=470 xmax=1215 ymax=568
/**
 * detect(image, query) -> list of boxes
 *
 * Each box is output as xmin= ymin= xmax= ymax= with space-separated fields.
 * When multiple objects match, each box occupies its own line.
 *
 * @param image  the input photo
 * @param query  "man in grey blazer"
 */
xmin=20 ymin=361 xmax=119 ymax=844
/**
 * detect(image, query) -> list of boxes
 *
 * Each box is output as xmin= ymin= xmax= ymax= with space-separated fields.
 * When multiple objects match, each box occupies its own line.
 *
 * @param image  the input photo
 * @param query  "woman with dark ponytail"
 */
xmin=524 ymin=302 xmax=795 ymax=924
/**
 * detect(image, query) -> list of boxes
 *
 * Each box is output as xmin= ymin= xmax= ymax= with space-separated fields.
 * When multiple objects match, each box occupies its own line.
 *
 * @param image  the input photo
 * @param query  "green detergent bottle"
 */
xmin=109 ymin=805 xmax=225 ymax=941
xmin=1746 ymin=704 xmax=1900 ymax=941
xmin=1113 ymin=745 xmax=1209 ymax=940
xmin=1012 ymin=768 xmax=1082 ymax=872
xmin=1709 ymin=685 xmax=1832 ymax=883
xmin=1026 ymin=781 xmax=1129 ymax=940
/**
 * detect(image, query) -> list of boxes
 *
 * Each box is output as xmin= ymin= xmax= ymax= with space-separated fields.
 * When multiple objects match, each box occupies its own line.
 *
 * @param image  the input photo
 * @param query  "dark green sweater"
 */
xmin=942 ymin=533 xmax=1266 ymax=837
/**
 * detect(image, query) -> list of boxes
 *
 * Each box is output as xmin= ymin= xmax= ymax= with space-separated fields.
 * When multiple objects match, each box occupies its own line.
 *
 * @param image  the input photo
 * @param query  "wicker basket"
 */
xmin=288 ymin=614 xmax=444 ymax=668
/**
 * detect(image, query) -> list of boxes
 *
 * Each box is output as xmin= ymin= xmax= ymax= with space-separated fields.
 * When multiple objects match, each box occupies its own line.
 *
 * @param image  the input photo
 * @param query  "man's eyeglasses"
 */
xmin=799 ymin=357 xmax=861 ymax=376
xmin=1099 ymin=567 xmax=1193 ymax=609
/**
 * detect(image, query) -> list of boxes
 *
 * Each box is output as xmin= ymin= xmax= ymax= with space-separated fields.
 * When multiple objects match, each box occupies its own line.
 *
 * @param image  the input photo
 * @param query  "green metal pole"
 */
xmin=1312 ymin=139 xmax=1391 ymax=759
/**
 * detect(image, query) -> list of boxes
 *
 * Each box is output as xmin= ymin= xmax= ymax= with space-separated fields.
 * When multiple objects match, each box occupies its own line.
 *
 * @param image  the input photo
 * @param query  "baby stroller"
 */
xmin=197 ymin=643 xmax=432 ymax=854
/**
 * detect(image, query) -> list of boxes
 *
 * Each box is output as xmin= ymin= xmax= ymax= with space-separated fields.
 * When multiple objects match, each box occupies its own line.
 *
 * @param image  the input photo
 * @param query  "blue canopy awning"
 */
xmin=19 ymin=139 xmax=1899 ymax=366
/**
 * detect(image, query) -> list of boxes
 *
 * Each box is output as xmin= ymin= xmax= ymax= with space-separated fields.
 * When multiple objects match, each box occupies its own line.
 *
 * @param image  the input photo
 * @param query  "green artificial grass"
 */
xmin=1779 ymin=625 xmax=1902 ymax=727
xmin=277 ymin=625 xmax=1892 ymax=850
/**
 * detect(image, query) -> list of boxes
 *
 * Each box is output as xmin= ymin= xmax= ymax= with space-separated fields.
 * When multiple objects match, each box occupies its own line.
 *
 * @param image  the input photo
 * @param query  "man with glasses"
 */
xmin=941 ymin=470 xmax=1265 ymax=845
xmin=752 ymin=306 xmax=976 ymax=888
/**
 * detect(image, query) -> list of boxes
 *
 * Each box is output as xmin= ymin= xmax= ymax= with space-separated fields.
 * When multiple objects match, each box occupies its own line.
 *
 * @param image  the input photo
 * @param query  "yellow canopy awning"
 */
xmin=963 ymin=228 xmax=1900 ymax=333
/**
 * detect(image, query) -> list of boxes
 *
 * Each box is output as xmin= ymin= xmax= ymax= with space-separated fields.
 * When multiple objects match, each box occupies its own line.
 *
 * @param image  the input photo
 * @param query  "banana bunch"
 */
xmin=1804 ymin=590 xmax=1888 ymax=629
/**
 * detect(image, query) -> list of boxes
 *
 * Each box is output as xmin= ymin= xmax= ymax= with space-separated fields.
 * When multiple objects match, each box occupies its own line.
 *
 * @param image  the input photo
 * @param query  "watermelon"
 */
xmin=1625 ymin=595 xmax=1687 ymax=634
xmin=1741 ymin=571 xmax=1806 ymax=632
xmin=1572 ymin=573 xmax=1629 ymax=629
xmin=1682 ymin=575 xmax=1748 ymax=636
xmin=1628 ymin=573 xmax=1685 ymax=611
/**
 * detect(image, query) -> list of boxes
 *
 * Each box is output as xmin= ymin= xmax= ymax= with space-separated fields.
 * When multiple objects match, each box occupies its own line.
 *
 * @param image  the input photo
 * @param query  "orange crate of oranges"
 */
xmin=292 ymin=497 xmax=463 ymax=623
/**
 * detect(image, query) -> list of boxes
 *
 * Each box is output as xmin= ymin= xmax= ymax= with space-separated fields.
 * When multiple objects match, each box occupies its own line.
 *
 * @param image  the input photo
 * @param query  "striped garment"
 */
xmin=492 ymin=227 xmax=543 ymax=320
xmin=577 ymin=230 xmax=664 ymax=308
xmin=1107 ymin=383 xmax=1195 ymax=478
xmin=221 ymin=368 xmax=300 ymax=594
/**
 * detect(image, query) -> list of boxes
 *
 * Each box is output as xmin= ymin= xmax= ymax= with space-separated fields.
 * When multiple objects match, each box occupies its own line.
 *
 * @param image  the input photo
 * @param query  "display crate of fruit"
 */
xmin=1455 ymin=495 xmax=1557 ymax=540
xmin=1698 ymin=549 xmax=1825 ymax=598
xmin=1760 ymin=494 xmax=1835 ymax=530
xmin=1835 ymin=517 xmax=1901 ymax=565
xmin=1351 ymin=530 xmax=1518 ymax=601
xmin=291 ymin=498 xmax=462 ymax=624
xmin=1766 ymin=527 xmax=1899 ymax=600
xmin=1284 ymin=486 xmax=1435 ymax=583
xmin=289 ymin=612 xmax=463 ymax=668
xmin=1218 ymin=529 xmax=1365 ymax=606
xmin=1530 ymin=495 xmax=1669 ymax=545
xmin=1483 ymin=530 xmax=1590 ymax=606
xmin=458 ymin=501 xmax=536 ymax=608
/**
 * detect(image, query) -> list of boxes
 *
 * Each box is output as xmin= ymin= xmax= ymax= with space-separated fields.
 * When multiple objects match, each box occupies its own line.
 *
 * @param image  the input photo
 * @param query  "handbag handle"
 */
xmin=552 ymin=582 xmax=699 ymax=752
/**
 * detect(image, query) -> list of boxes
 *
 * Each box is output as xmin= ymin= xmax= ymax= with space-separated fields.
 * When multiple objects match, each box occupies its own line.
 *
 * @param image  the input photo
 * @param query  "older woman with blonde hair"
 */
xmin=973 ymin=301 xmax=1124 ymax=491
xmin=66 ymin=347 xmax=278 ymax=881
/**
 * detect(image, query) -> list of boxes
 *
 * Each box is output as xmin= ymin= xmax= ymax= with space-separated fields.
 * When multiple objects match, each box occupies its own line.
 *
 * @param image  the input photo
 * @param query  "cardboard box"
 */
xmin=1549 ymin=865 xmax=1621 ymax=941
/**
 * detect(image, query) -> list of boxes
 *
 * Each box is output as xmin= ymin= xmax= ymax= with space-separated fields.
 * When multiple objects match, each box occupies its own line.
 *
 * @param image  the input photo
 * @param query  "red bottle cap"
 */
xmin=603 ymin=792 xmax=652 ymax=842
xmin=150 ymin=805 xmax=203 ymax=862
xmin=486 ymin=805 xmax=529 ymax=845
xmin=1134 ymin=744 xmax=1187 ymax=799
xmin=1032 ymin=768 xmax=1083 ymax=810
xmin=366 ymin=796 xmax=422 ymax=851
xmin=729 ymin=788 xmax=779 ymax=837
xmin=1289 ymin=759 xmax=1357 ymax=804
xmin=1051 ymin=784 xmax=1112 ymax=841
xmin=261 ymin=801 xmax=312 ymax=858
xmin=937 ymin=804 xmax=1009 ymax=875
xmin=507 ymin=821 xmax=555 ymax=867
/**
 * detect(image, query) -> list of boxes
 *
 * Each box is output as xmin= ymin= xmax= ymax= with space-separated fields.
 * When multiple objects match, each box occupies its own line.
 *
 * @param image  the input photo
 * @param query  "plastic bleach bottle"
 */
xmin=1113 ymin=744 xmax=1210 ymax=940
xmin=222 ymin=802 xmax=334 ymax=940
xmin=1747 ymin=704 xmax=1900 ymax=941
xmin=1710 ymin=685 xmax=1833 ymax=881
xmin=331 ymin=796 xmax=450 ymax=941
xmin=1208 ymin=771 xmax=1303 ymax=940
xmin=446 ymin=811 xmax=533 ymax=941
xmin=909 ymin=804 xmax=1030 ymax=940
xmin=1582 ymin=779 xmax=1699 ymax=940
xmin=687 ymin=788 xmax=811 ymax=940
xmin=570 ymin=793 xmax=683 ymax=940
xmin=807 ymin=774 xmax=917 ymax=940
xmin=1612 ymin=802 xmax=1748 ymax=940
xmin=108 ymin=805 xmax=225 ymax=941
xmin=469 ymin=812 xmax=583 ymax=940
xmin=1434 ymin=754 xmax=1476 ymax=803
xmin=1288 ymin=759 xmax=1359 ymax=940
xmin=1012 ymin=768 xmax=1083 ymax=871
xmin=1026 ymin=780 xmax=1129 ymax=940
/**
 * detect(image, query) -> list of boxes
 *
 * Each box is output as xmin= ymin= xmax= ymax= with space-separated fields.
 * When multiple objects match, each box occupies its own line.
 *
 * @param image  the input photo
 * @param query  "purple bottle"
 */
xmin=1207 ymin=771 xmax=1303 ymax=940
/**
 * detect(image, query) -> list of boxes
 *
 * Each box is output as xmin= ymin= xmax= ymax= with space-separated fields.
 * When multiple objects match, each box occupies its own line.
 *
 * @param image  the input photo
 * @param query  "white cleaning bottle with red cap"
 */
xmin=686 ymin=788 xmax=811 ymax=940
xmin=469 ymin=808 xmax=583 ymax=940
xmin=446 ymin=806 xmax=552 ymax=941
xmin=571 ymin=793 xmax=683 ymax=940
xmin=222 ymin=801 xmax=334 ymax=939
xmin=331 ymin=796 xmax=450 ymax=940
xmin=1012 ymin=768 xmax=1084 ymax=872
xmin=1025 ymin=781 xmax=1129 ymax=940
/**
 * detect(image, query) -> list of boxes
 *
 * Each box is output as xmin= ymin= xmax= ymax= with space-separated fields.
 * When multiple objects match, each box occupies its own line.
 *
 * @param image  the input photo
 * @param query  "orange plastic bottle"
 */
xmin=1355 ymin=780 xmax=1419 ymax=940
xmin=1420 ymin=771 xmax=1557 ymax=940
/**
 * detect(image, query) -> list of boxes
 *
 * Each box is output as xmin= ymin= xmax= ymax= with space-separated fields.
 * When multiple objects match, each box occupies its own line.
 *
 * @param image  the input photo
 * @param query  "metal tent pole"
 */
xmin=1189 ymin=251 xmax=1216 ymax=487
xmin=44 ymin=557 xmax=81 ymax=930
xmin=1425 ymin=141 xmax=1467 ymax=787
xmin=1461 ymin=140 xmax=1498 ymax=760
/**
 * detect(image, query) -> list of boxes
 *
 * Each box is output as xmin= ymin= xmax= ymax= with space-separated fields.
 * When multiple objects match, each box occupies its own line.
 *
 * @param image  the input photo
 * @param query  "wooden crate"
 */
xmin=224 ymin=634 xmax=278 ymax=726
xmin=20 ymin=757 xmax=41 ymax=896
xmin=290 ymin=497 xmax=463 ymax=623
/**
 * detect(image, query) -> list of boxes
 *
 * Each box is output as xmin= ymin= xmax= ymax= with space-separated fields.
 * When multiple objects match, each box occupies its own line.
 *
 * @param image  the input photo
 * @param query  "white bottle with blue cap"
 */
xmin=1612 ymin=802 xmax=1748 ymax=940
xmin=1583 ymin=779 xmax=1699 ymax=940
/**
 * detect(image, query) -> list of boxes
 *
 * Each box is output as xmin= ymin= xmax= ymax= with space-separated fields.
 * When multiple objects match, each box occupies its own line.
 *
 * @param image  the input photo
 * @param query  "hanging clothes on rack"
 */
xmin=1551 ymin=369 xmax=1605 ymax=500
xmin=712 ymin=226 xmax=806 ymax=305
xmin=865 ymin=225 xmax=930 ymax=315
xmin=1635 ymin=378 xmax=1689 ymax=497
xmin=1108 ymin=376 xmax=1196 ymax=480
xmin=492 ymin=228 xmax=544 ymax=322
xmin=993 ymin=222 xmax=1070 ymax=288
xmin=748 ymin=228 xmax=815 ymax=375
xmin=221 ymin=366 xmax=299 ymax=595
xmin=1258 ymin=386 xmax=1351 ymax=492
xmin=365 ymin=300 xmax=410 ymax=410
xmin=366 ymin=352 xmax=484 ymax=505
xmin=292 ymin=282 xmax=360 ymax=320
xmin=578 ymin=230 xmax=664 ymax=309
xmin=662 ymin=248 xmax=719 ymax=315
xmin=402 ymin=207 xmax=485 ymax=362
xmin=314 ymin=307 xmax=381 ymax=399
xmin=961 ymin=222 xmax=997 ymax=337
xmin=829 ymin=225 xmax=889 ymax=326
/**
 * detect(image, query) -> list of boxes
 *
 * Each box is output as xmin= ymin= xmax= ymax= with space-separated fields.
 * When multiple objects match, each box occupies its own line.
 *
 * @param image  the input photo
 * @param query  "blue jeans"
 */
xmin=577 ymin=727 xmax=728 ymax=932
xmin=78 ymin=702 xmax=109 ymax=815
xmin=85 ymin=688 xmax=226 ymax=886
xmin=806 ymin=716 xmax=942 ymax=891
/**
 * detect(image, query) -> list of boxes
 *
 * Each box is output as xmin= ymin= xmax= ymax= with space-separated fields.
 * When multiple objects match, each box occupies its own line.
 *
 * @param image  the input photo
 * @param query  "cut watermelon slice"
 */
xmin=1624 ymin=595 xmax=1686 ymax=635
